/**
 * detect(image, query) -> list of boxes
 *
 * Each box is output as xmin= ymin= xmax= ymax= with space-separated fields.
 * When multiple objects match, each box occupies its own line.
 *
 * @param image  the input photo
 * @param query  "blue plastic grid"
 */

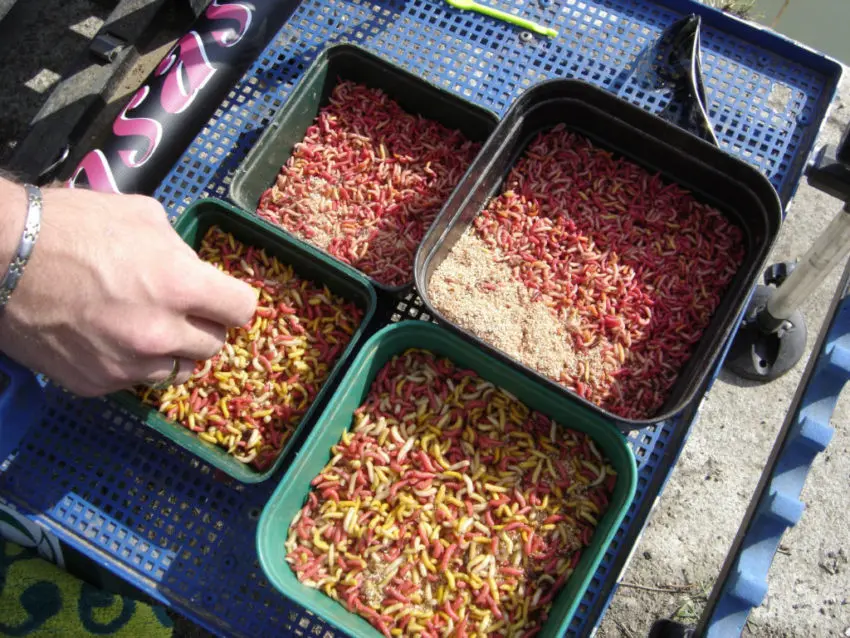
xmin=0 ymin=336 xmax=668 ymax=638
xmin=0 ymin=0 xmax=842 ymax=636
xmin=153 ymin=0 xmax=839 ymax=217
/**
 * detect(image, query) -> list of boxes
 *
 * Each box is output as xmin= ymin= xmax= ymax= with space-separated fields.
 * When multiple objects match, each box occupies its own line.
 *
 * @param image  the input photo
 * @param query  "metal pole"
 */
xmin=760 ymin=204 xmax=850 ymax=331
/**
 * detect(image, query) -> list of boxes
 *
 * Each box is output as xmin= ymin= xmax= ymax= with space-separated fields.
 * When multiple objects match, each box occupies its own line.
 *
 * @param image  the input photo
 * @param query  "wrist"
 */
xmin=0 ymin=180 xmax=43 ymax=312
xmin=0 ymin=178 xmax=27 ymax=269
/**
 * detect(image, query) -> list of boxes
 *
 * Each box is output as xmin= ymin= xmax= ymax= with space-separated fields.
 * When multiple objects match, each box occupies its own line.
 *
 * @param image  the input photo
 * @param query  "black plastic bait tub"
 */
xmin=229 ymin=43 xmax=498 ymax=297
xmin=415 ymin=79 xmax=782 ymax=431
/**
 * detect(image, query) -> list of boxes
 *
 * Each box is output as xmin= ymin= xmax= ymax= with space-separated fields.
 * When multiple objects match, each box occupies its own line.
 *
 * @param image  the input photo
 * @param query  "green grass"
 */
xmin=703 ymin=0 xmax=760 ymax=19
xmin=670 ymin=581 xmax=713 ymax=625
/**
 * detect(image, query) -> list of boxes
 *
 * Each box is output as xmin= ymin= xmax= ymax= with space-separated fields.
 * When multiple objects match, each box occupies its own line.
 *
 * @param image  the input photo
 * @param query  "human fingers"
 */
xmin=168 ymin=316 xmax=227 ymax=361
xmin=136 ymin=356 xmax=197 ymax=389
xmin=176 ymin=260 xmax=258 ymax=328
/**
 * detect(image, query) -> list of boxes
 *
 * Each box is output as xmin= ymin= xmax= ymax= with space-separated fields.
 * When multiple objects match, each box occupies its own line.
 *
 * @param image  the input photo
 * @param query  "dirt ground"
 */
xmin=1 ymin=2 xmax=849 ymax=637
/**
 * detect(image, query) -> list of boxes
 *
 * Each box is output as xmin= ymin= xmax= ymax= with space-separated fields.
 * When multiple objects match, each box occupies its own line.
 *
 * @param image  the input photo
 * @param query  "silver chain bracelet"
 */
xmin=0 ymin=184 xmax=43 ymax=309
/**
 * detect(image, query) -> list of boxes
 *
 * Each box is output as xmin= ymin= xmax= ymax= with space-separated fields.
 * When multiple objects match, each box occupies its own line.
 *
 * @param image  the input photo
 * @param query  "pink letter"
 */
xmin=113 ymin=86 xmax=163 ymax=168
xmin=155 ymin=31 xmax=216 ymax=115
xmin=206 ymin=0 xmax=253 ymax=48
xmin=66 ymin=149 xmax=121 ymax=193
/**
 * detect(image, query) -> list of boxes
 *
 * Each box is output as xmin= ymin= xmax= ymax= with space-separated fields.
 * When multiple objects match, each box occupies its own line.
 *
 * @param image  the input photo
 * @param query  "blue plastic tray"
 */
xmin=0 ymin=0 xmax=843 ymax=636
xmin=154 ymin=0 xmax=840 ymax=215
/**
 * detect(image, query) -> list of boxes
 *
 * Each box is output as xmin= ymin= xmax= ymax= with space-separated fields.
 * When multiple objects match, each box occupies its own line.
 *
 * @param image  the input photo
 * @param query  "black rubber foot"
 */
xmin=725 ymin=285 xmax=807 ymax=382
xmin=649 ymin=619 xmax=694 ymax=638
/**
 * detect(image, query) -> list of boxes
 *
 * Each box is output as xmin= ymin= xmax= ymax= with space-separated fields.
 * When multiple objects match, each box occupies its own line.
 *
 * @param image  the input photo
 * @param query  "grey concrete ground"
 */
xmin=1 ymin=2 xmax=849 ymax=638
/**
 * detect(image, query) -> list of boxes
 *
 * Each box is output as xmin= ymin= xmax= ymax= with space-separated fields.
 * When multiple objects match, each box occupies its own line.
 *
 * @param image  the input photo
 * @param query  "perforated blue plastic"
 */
xmin=702 ymin=266 xmax=850 ymax=637
xmin=153 ymin=0 xmax=839 ymax=217
xmin=0 ymin=357 xmax=41 ymax=463
xmin=0 ymin=0 xmax=843 ymax=636
xmin=0 ymin=332 xmax=668 ymax=638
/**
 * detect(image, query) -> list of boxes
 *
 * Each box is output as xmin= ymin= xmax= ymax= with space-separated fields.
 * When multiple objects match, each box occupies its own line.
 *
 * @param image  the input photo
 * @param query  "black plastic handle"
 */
xmin=615 ymin=14 xmax=720 ymax=147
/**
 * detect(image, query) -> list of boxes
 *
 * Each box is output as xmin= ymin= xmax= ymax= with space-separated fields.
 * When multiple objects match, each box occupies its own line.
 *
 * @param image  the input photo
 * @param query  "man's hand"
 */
xmin=0 ymin=180 xmax=257 ymax=396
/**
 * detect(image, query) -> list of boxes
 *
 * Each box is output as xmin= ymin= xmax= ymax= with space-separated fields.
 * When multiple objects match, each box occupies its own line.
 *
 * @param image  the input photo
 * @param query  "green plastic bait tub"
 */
xmin=111 ymin=198 xmax=377 ymax=483
xmin=229 ymin=43 xmax=499 ymax=295
xmin=257 ymin=321 xmax=637 ymax=635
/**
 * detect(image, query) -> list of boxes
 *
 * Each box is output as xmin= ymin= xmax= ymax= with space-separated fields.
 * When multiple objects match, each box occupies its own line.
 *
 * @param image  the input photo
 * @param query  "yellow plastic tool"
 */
xmin=445 ymin=0 xmax=559 ymax=38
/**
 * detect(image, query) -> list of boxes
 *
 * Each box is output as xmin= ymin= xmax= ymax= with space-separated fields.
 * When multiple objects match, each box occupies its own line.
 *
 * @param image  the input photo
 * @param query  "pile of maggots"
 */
xmin=139 ymin=227 xmax=363 ymax=471
xmin=256 ymin=80 xmax=481 ymax=287
xmin=285 ymin=349 xmax=616 ymax=637
xmin=430 ymin=125 xmax=745 ymax=419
